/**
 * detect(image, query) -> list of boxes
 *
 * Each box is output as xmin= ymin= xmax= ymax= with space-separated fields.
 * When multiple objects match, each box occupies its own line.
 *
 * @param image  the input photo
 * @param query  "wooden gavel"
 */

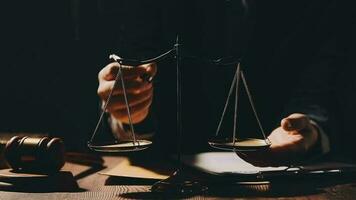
xmin=3 ymin=136 xmax=65 ymax=172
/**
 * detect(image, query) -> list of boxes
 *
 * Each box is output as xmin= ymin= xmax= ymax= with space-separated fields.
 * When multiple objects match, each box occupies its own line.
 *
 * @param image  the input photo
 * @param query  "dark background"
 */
xmin=0 ymin=1 xmax=101 ymax=150
xmin=0 ymin=1 xmax=353 ymax=154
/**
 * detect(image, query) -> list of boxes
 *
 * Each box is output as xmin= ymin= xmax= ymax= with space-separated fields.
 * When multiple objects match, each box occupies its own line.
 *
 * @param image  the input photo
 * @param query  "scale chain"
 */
xmin=117 ymin=63 xmax=138 ymax=146
xmin=240 ymin=70 xmax=268 ymax=141
xmin=89 ymin=61 xmax=123 ymax=143
xmin=215 ymin=62 xmax=269 ymax=143
xmin=215 ymin=64 xmax=239 ymax=137
xmin=89 ymin=56 xmax=138 ymax=146
xmin=233 ymin=63 xmax=241 ymax=146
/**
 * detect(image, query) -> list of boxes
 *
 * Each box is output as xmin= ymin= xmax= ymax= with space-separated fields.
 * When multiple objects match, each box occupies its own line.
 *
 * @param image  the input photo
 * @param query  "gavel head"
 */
xmin=4 ymin=136 xmax=65 ymax=173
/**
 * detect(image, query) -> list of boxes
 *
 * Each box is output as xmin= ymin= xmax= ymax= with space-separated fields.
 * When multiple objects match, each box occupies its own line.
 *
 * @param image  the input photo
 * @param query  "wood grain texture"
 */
xmin=0 ymin=153 xmax=355 ymax=199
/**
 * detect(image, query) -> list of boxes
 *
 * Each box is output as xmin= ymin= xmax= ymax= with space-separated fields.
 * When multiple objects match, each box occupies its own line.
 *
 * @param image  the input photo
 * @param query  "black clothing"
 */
xmin=94 ymin=0 xmax=347 ymax=154
xmin=1 ymin=1 xmax=353 ymax=158
xmin=283 ymin=1 xmax=355 ymax=160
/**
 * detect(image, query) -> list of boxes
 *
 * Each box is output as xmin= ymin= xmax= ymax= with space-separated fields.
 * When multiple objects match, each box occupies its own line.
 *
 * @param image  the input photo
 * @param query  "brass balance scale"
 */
xmin=87 ymin=0 xmax=270 ymax=195
xmin=86 ymin=37 xmax=270 ymax=195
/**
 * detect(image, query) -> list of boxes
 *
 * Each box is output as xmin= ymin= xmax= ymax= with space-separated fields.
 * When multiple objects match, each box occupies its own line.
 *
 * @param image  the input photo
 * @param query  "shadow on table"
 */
xmin=104 ymin=153 xmax=356 ymax=199
xmin=106 ymin=176 xmax=159 ymax=185
xmin=0 ymin=170 xmax=80 ymax=193
xmin=117 ymin=173 xmax=356 ymax=199
xmin=0 ymin=153 xmax=106 ymax=193
xmin=208 ymin=176 xmax=356 ymax=198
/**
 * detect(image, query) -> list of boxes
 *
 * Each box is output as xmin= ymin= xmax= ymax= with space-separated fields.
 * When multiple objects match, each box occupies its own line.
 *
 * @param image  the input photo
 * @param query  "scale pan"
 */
xmin=208 ymin=138 xmax=271 ymax=152
xmin=88 ymin=140 xmax=152 ymax=153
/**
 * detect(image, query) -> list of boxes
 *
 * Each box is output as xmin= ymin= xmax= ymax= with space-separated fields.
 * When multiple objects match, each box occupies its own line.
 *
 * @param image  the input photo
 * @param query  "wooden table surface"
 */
xmin=1 ymin=152 xmax=356 ymax=200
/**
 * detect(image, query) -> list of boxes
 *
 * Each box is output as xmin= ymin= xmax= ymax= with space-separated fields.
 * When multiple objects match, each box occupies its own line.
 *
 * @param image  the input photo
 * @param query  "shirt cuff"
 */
xmin=309 ymin=120 xmax=330 ymax=154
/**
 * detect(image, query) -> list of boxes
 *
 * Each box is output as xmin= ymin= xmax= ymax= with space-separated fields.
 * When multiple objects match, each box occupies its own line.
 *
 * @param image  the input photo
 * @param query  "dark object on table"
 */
xmin=0 ymin=169 xmax=79 ymax=192
xmin=4 ymin=136 xmax=65 ymax=172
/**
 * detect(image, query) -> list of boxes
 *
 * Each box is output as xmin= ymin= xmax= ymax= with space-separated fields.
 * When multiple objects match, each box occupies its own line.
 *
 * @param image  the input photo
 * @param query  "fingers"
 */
xmin=236 ymin=146 xmax=301 ymax=167
xmin=111 ymin=97 xmax=153 ymax=124
xmin=98 ymin=62 xmax=157 ymax=81
xmin=106 ymin=88 xmax=153 ymax=111
xmin=143 ymin=62 xmax=157 ymax=81
xmin=237 ymin=113 xmax=318 ymax=167
xmin=97 ymin=79 xmax=152 ymax=100
xmin=281 ymin=113 xmax=311 ymax=132
xmin=97 ymin=62 xmax=157 ymax=124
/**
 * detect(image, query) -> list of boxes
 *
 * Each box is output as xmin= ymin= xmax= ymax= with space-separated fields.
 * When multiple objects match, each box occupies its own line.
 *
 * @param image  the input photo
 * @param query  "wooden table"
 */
xmin=1 ymin=152 xmax=356 ymax=200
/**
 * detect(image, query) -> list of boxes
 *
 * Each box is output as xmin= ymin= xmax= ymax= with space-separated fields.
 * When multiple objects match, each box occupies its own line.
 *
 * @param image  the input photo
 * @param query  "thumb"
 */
xmin=281 ymin=113 xmax=310 ymax=132
xmin=139 ymin=62 xmax=157 ymax=82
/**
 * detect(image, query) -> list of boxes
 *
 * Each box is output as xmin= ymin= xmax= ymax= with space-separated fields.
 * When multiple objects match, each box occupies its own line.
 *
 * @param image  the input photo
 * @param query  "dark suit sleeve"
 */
xmin=282 ymin=1 xmax=353 ymax=152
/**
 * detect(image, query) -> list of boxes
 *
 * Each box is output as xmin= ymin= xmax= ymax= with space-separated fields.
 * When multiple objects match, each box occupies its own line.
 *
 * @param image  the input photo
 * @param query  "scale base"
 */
xmin=208 ymin=138 xmax=271 ymax=151
xmin=151 ymin=170 xmax=207 ymax=196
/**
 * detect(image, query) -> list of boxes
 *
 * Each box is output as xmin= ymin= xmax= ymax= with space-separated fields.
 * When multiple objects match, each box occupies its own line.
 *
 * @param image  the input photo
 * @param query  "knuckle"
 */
xmin=97 ymin=84 xmax=111 ymax=98
xmin=108 ymin=62 xmax=119 ymax=68
xmin=97 ymin=87 xmax=105 ymax=98
xmin=105 ymin=102 xmax=116 ymax=112
xmin=132 ymin=89 xmax=141 ymax=95
xmin=109 ymin=65 xmax=118 ymax=76
xmin=112 ymin=110 xmax=127 ymax=119
xmin=98 ymin=69 xmax=105 ymax=80
xmin=147 ymin=64 xmax=157 ymax=77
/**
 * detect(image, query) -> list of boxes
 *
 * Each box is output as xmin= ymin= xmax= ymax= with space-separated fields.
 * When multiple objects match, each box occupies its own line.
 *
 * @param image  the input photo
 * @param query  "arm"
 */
xmin=237 ymin=0 xmax=352 ymax=166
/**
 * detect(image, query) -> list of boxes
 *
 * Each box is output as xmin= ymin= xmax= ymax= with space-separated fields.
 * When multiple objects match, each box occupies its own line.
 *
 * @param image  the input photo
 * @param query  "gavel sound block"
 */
xmin=4 ymin=136 xmax=65 ymax=172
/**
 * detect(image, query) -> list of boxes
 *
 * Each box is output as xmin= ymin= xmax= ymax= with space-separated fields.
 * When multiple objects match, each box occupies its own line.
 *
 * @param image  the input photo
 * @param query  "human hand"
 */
xmin=237 ymin=113 xmax=319 ymax=166
xmin=97 ymin=62 xmax=157 ymax=124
